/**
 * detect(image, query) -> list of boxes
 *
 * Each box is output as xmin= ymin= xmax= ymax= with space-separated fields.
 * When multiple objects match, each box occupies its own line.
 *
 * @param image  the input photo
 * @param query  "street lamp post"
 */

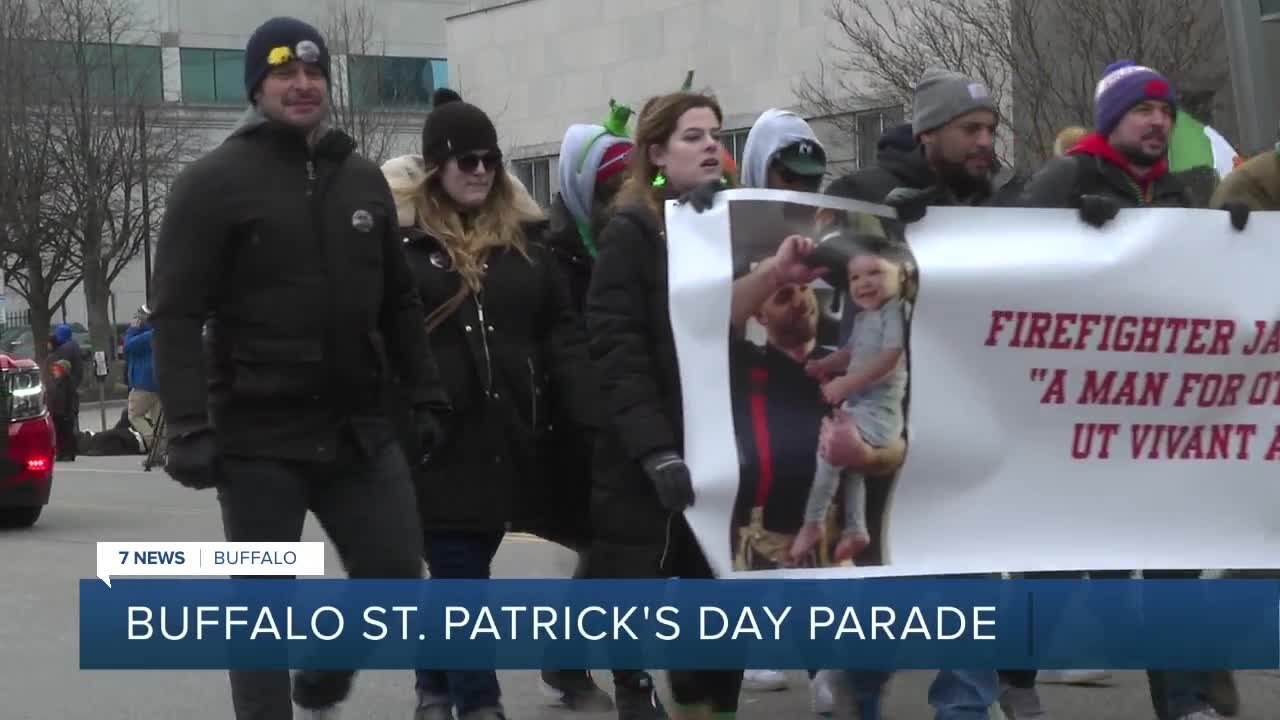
xmin=1222 ymin=0 xmax=1279 ymax=153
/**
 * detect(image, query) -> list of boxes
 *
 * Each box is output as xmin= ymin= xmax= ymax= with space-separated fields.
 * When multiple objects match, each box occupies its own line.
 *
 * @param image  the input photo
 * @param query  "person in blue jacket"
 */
xmin=124 ymin=305 xmax=161 ymax=443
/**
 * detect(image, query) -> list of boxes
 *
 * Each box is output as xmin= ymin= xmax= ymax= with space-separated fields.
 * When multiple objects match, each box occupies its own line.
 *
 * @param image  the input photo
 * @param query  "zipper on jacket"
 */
xmin=305 ymin=159 xmax=316 ymax=197
xmin=475 ymin=291 xmax=494 ymax=395
xmin=527 ymin=357 xmax=538 ymax=430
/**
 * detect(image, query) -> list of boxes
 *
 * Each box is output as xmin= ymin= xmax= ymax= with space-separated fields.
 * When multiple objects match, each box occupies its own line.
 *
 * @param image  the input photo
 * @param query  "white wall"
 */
xmin=444 ymin=0 xmax=889 ymax=162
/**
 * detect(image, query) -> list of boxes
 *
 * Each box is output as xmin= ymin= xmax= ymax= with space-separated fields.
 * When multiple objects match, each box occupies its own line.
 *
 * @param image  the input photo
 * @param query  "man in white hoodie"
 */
xmin=740 ymin=108 xmax=829 ymax=193
xmin=735 ymin=109 xmax=843 ymax=713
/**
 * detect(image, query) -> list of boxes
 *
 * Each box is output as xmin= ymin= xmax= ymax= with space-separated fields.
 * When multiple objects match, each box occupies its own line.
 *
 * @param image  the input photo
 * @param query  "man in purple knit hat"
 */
xmin=1013 ymin=59 xmax=1228 ymax=720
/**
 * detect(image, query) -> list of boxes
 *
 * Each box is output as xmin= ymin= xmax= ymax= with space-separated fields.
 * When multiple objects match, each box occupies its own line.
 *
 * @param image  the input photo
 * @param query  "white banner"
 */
xmin=666 ymin=188 xmax=1280 ymax=579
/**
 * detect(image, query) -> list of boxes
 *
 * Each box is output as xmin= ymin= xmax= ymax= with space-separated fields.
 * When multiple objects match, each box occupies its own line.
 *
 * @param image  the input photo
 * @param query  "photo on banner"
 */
xmin=671 ymin=191 xmax=1280 ymax=580
xmin=726 ymin=199 xmax=916 ymax=574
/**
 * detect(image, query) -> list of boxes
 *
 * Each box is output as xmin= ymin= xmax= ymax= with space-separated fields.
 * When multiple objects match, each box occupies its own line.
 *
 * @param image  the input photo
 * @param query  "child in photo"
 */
xmin=789 ymin=243 xmax=908 ymax=564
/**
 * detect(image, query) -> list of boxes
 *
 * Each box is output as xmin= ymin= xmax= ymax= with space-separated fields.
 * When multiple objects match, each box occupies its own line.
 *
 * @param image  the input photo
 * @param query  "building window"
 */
xmin=854 ymin=106 xmax=906 ymax=169
xmin=34 ymin=42 xmax=163 ymax=102
xmin=721 ymin=128 xmax=749 ymax=171
xmin=347 ymin=55 xmax=448 ymax=108
xmin=511 ymin=156 xmax=553 ymax=208
xmin=180 ymin=48 xmax=247 ymax=104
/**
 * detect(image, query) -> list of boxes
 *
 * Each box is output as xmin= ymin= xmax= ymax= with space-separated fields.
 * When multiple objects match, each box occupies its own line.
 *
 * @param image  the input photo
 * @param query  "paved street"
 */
xmin=2 ymin=454 xmax=1277 ymax=719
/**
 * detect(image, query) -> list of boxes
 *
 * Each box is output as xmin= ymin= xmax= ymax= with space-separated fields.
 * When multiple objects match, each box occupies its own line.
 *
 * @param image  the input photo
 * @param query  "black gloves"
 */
xmin=412 ymin=404 xmax=449 ymax=465
xmin=640 ymin=449 xmax=695 ymax=512
xmin=164 ymin=429 xmax=220 ymax=490
xmin=1078 ymin=194 xmax=1121 ymax=228
xmin=883 ymin=186 xmax=937 ymax=224
xmin=678 ymin=179 xmax=725 ymax=213
xmin=1221 ymin=201 xmax=1251 ymax=231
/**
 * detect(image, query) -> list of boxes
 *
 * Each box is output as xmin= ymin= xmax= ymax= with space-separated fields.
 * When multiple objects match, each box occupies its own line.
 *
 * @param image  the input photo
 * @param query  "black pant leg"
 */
xmin=293 ymin=437 xmax=426 ymax=709
xmin=217 ymin=456 xmax=311 ymax=720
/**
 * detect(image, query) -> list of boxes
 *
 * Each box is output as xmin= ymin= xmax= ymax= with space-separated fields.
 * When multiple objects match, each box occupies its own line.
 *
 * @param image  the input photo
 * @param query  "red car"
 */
xmin=0 ymin=354 xmax=55 ymax=528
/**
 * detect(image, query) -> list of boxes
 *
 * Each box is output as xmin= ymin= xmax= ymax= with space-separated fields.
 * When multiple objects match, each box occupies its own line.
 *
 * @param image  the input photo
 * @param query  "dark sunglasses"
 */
xmin=456 ymin=151 xmax=502 ymax=173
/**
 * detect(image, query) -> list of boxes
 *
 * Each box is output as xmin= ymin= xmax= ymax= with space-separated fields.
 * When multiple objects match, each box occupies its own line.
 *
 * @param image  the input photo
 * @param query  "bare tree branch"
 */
xmin=800 ymin=0 xmax=1224 ymax=170
xmin=30 ymin=0 xmax=197 ymax=361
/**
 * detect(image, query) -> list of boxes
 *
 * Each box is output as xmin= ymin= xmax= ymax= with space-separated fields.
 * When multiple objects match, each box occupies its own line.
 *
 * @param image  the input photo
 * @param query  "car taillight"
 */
xmin=26 ymin=456 xmax=50 ymax=472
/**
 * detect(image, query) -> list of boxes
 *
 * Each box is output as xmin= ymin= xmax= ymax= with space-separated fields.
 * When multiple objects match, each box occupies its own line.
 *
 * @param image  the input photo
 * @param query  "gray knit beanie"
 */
xmin=911 ymin=68 xmax=998 ymax=137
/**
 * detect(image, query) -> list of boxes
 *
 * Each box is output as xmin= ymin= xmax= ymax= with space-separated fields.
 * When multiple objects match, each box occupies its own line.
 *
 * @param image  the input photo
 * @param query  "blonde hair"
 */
xmin=1053 ymin=126 xmax=1089 ymax=157
xmin=382 ymin=154 xmax=543 ymax=292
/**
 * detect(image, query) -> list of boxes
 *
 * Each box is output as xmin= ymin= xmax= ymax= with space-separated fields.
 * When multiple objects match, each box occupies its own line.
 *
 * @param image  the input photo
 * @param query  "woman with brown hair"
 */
xmin=583 ymin=90 xmax=743 ymax=720
xmin=391 ymin=89 xmax=598 ymax=720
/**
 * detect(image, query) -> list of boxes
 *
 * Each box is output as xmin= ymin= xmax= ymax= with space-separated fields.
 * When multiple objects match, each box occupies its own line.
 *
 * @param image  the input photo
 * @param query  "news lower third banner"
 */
xmin=81 ymin=579 xmax=1280 ymax=670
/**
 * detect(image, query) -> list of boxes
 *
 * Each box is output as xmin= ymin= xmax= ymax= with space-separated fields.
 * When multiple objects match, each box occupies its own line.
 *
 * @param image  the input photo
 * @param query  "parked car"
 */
xmin=0 ymin=354 xmax=55 ymax=528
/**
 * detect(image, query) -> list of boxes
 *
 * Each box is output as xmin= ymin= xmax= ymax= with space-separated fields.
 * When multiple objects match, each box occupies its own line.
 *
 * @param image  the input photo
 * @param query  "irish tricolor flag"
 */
xmin=1169 ymin=109 xmax=1241 ymax=178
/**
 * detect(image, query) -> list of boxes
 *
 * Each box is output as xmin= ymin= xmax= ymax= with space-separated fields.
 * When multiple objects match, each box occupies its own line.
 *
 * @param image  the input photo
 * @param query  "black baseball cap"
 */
xmin=774 ymin=139 xmax=827 ymax=176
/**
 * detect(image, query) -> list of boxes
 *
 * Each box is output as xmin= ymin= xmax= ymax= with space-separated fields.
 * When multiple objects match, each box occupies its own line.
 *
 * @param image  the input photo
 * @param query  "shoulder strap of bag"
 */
xmin=422 ymin=247 xmax=489 ymax=334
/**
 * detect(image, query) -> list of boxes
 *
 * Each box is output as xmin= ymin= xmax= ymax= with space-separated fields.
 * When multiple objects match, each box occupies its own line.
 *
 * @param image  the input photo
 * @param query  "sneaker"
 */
xmin=1036 ymin=669 xmax=1111 ymax=685
xmin=539 ymin=670 xmax=615 ymax=712
xmin=296 ymin=706 xmax=341 ymax=720
xmin=1175 ymin=711 xmax=1224 ymax=720
xmin=1207 ymin=670 xmax=1240 ymax=716
xmin=810 ymin=670 xmax=836 ymax=715
xmin=615 ymin=672 xmax=667 ymax=720
xmin=998 ymin=686 xmax=1048 ymax=719
xmin=742 ymin=669 xmax=789 ymax=692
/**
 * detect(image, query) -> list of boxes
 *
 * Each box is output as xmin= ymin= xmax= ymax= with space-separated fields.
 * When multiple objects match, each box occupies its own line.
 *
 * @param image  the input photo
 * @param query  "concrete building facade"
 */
xmin=443 ymin=0 xmax=906 ymax=208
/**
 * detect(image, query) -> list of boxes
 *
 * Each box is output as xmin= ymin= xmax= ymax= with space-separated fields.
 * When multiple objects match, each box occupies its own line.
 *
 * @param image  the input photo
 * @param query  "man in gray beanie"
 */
xmin=821 ymin=67 xmax=1010 ymax=720
xmin=827 ymin=67 xmax=1018 ymax=219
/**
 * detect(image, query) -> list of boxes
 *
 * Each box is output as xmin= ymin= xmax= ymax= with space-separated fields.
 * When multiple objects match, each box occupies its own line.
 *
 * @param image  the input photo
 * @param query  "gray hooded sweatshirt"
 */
xmin=740 ymin=108 xmax=823 ymax=189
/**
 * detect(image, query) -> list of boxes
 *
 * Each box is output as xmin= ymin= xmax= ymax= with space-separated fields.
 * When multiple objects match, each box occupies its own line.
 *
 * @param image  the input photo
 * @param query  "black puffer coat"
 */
xmin=582 ymin=204 xmax=710 ymax=579
xmin=402 ymin=223 xmax=598 ymax=546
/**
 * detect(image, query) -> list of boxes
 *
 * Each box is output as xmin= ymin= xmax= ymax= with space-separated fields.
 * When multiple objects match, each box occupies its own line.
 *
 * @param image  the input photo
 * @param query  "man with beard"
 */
xmin=1013 ymin=60 xmax=1226 ymax=720
xmin=826 ymin=67 xmax=1020 ymax=218
xmin=1019 ymin=60 xmax=1194 ymax=216
xmin=822 ymin=67 xmax=1012 ymax=720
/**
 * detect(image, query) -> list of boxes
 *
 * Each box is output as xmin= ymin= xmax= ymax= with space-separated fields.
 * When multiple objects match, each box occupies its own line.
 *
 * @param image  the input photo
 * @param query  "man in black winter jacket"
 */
xmin=150 ymin=17 xmax=448 ymax=720
xmin=827 ymin=69 xmax=1021 ymax=214
xmin=1010 ymin=60 xmax=1235 ymax=720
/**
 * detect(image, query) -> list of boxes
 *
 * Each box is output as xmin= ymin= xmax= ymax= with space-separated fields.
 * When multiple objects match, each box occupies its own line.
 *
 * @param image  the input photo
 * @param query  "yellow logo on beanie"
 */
xmin=267 ymin=46 xmax=293 ymax=66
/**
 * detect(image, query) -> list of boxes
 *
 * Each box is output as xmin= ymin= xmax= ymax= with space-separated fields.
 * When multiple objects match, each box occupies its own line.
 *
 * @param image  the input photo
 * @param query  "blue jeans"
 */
xmin=414 ymin=530 xmax=505 ymax=715
xmin=849 ymin=669 xmax=998 ymax=720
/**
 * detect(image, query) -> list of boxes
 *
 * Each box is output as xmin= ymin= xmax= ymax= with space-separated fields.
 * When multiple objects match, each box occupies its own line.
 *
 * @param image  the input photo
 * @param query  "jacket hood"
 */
xmin=51 ymin=324 xmax=73 ymax=345
xmin=1068 ymin=132 xmax=1169 ymax=189
xmin=381 ymin=154 xmax=428 ymax=228
xmin=740 ymin=109 xmax=822 ymax=188
xmin=879 ymin=122 xmax=916 ymax=152
xmin=558 ymin=123 xmax=632 ymax=227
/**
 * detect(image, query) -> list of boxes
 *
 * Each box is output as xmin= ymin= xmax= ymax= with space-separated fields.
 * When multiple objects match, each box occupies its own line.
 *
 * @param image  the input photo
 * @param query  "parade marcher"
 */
xmin=1017 ymin=59 xmax=1232 ymax=720
xmin=123 ymin=305 xmax=161 ymax=444
xmin=733 ymin=106 xmax=842 ymax=708
xmin=392 ymin=89 xmax=600 ymax=720
xmin=825 ymin=66 xmax=1013 ymax=720
xmin=827 ymin=67 xmax=1019 ymax=217
xmin=584 ymin=90 xmax=748 ymax=720
xmin=1211 ymin=141 xmax=1277 ymax=214
xmin=535 ymin=110 xmax=672 ymax=719
xmin=150 ymin=17 xmax=448 ymax=720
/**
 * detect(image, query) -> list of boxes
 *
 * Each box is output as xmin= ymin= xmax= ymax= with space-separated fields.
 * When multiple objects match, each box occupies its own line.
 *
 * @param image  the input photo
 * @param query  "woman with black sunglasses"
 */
xmin=387 ymin=89 xmax=599 ymax=720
